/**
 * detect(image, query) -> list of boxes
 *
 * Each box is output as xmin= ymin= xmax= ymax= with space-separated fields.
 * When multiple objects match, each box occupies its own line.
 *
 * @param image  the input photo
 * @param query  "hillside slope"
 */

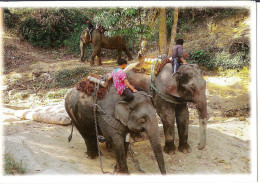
xmin=184 ymin=10 xmax=250 ymax=54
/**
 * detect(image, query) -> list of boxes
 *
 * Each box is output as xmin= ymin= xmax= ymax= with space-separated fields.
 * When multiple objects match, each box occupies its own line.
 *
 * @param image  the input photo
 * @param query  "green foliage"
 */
xmin=94 ymin=8 xmax=150 ymax=52
xmin=180 ymin=8 xmax=248 ymax=23
xmin=19 ymin=17 xmax=50 ymax=47
xmin=190 ymin=49 xmax=250 ymax=70
xmin=166 ymin=9 xmax=174 ymax=40
xmin=4 ymin=13 xmax=20 ymax=29
xmin=4 ymin=153 xmax=26 ymax=175
xmin=53 ymin=67 xmax=90 ymax=88
xmin=213 ymin=51 xmax=250 ymax=70
xmin=190 ymin=50 xmax=214 ymax=69
xmin=64 ymin=24 xmax=88 ymax=55
xmin=18 ymin=9 xmax=86 ymax=49
xmin=182 ymin=25 xmax=190 ymax=32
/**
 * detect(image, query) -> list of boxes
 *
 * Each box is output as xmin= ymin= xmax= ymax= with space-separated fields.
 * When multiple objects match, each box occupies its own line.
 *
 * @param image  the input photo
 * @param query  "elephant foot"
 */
xmin=106 ymin=142 xmax=112 ymax=152
xmin=178 ymin=143 xmax=192 ymax=154
xmin=198 ymin=142 xmax=206 ymax=150
xmin=163 ymin=141 xmax=177 ymax=154
xmin=85 ymin=151 xmax=98 ymax=159
xmin=114 ymin=164 xmax=129 ymax=175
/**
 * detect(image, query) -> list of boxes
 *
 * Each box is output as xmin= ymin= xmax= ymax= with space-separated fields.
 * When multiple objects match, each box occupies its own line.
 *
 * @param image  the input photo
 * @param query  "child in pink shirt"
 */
xmin=108 ymin=59 xmax=137 ymax=102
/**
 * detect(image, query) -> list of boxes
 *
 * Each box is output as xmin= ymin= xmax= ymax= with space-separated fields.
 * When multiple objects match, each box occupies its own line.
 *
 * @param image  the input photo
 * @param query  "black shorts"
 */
xmin=122 ymin=88 xmax=134 ymax=102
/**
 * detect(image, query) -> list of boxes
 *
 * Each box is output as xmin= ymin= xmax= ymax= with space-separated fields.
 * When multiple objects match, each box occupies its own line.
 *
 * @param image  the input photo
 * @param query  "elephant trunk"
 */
xmin=144 ymin=120 xmax=166 ymax=175
xmin=195 ymin=95 xmax=207 ymax=150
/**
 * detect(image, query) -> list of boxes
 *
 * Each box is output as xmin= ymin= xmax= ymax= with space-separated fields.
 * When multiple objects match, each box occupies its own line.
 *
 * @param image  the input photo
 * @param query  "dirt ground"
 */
xmin=2 ymin=29 xmax=252 ymax=176
xmin=3 ymin=112 xmax=251 ymax=175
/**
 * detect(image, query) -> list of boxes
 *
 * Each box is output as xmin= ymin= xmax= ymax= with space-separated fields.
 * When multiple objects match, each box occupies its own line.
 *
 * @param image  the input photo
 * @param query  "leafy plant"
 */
xmin=4 ymin=153 xmax=26 ymax=175
xmin=213 ymin=51 xmax=250 ymax=70
xmin=182 ymin=25 xmax=190 ymax=32
xmin=93 ymin=8 xmax=151 ymax=53
xmin=18 ymin=9 xmax=86 ymax=49
xmin=190 ymin=50 xmax=214 ymax=69
xmin=4 ymin=13 xmax=20 ymax=29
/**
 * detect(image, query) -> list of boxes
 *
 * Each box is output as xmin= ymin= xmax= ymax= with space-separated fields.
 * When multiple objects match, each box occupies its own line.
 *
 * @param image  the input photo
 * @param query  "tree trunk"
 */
xmin=137 ymin=9 xmax=159 ymax=60
xmin=192 ymin=8 xmax=195 ymax=20
xmin=13 ymin=105 xmax=71 ymax=125
xmin=168 ymin=8 xmax=179 ymax=57
xmin=158 ymin=8 xmax=167 ymax=55
xmin=149 ymin=9 xmax=159 ymax=30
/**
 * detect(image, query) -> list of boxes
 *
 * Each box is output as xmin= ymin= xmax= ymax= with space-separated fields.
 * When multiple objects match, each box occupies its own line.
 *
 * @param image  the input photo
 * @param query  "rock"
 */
xmin=239 ymin=117 xmax=246 ymax=121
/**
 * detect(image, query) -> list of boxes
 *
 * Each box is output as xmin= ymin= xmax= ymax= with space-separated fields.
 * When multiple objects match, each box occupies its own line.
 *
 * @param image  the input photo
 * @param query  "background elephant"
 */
xmin=80 ymin=27 xmax=133 ymax=66
xmin=125 ymin=63 xmax=207 ymax=154
xmin=65 ymin=87 xmax=166 ymax=174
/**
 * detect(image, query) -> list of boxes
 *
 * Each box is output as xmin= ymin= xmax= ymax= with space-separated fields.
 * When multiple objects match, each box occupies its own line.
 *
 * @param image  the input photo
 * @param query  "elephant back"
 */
xmin=76 ymin=74 xmax=110 ymax=100
xmin=132 ymin=56 xmax=171 ymax=76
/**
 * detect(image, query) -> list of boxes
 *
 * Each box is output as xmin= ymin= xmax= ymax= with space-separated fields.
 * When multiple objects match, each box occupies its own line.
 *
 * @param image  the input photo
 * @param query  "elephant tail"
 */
xmin=68 ymin=120 xmax=74 ymax=143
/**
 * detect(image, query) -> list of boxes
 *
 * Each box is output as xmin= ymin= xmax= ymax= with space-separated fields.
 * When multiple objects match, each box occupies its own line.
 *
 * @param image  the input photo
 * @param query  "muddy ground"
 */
xmin=2 ymin=29 xmax=252 ymax=177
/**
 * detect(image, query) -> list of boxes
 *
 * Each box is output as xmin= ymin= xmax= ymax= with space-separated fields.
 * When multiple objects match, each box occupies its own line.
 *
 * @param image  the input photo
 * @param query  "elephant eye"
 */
xmin=138 ymin=117 xmax=146 ymax=124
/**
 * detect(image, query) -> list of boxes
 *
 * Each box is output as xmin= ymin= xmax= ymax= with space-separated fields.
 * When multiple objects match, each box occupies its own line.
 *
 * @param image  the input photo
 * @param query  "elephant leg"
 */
xmin=112 ymin=134 xmax=129 ymax=174
xmin=84 ymin=135 xmax=99 ymax=158
xmin=154 ymin=95 xmax=176 ymax=154
xmin=74 ymin=123 xmax=98 ymax=158
xmin=91 ymin=48 xmax=101 ymax=66
xmin=123 ymin=46 xmax=133 ymax=61
xmin=90 ymin=52 xmax=95 ymax=66
xmin=80 ymin=41 xmax=86 ymax=62
xmin=175 ymin=103 xmax=192 ymax=154
xmin=117 ymin=49 xmax=122 ymax=61
xmin=96 ymin=52 xmax=102 ymax=66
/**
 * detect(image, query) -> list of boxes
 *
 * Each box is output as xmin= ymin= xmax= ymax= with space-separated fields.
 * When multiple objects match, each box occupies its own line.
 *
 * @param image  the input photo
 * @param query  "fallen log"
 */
xmin=14 ymin=110 xmax=71 ymax=125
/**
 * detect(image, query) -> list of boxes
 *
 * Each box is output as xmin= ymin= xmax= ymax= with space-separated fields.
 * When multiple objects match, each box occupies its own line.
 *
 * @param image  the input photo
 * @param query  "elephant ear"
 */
xmin=115 ymin=101 xmax=130 ymax=126
xmin=168 ymin=73 xmax=180 ymax=97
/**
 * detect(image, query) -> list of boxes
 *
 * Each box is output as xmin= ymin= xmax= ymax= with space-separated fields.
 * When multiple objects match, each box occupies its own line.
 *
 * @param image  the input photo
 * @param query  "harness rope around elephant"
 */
xmin=93 ymin=81 xmax=145 ymax=174
xmin=150 ymin=59 xmax=185 ymax=105
xmin=93 ymin=82 xmax=112 ymax=174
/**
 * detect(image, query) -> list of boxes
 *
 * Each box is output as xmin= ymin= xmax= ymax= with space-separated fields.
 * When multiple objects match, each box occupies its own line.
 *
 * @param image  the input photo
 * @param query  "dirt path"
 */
xmin=3 ymin=107 xmax=250 ymax=175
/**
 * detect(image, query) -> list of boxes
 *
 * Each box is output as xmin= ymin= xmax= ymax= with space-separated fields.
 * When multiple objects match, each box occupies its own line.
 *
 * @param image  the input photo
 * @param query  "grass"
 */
xmin=4 ymin=153 xmax=26 ymax=175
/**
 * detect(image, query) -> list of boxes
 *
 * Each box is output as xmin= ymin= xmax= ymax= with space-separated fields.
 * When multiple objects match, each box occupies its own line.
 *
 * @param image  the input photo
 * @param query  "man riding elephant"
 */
xmin=85 ymin=18 xmax=94 ymax=42
xmin=124 ymin=57 xmax=207 ymax=155
xmin=80 ymin=22 xmax=133 ymax=66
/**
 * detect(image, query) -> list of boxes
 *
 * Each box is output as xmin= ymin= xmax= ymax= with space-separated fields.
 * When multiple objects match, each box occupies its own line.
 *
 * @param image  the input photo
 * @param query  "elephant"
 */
xmin=65 ymin=86 xmax=166 ymax=174
xmin=124 ymin=63 xmax=207 ymax=154
xmin=80 ymin=27 xmax=133 ymax=66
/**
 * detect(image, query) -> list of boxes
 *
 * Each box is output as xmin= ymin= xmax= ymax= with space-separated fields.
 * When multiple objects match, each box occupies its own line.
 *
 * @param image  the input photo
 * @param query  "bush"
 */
xmin=18 ymin=9 xmax=86 ymax=49
xmin=94 ymin=8 xmax=151 ymax=53
xmin=190 ymin=50 xmax=214 ymax=69
xmin=4 ymin=13 xmax=20 ymax=29
xmin=63 ymin=26 xmax=84 ymax=55
xmin=214 ymin=51 xmax=250 ymax=70
xmin=190 ymin=49 xmax=250 ymax=70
